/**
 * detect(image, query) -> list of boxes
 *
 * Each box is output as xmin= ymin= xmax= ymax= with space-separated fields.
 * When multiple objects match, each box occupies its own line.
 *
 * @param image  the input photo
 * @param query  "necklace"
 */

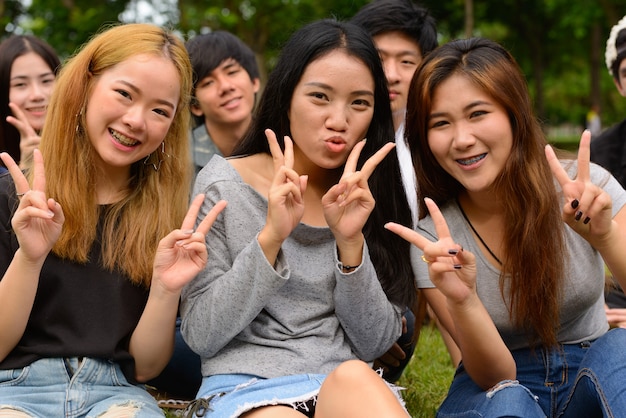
xmin=456 ymin=199 xmax=503 ymax=265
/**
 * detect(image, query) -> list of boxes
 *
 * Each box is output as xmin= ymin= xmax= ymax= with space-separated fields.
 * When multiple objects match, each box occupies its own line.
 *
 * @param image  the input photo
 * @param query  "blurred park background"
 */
xmin=2 ymin=0 xmax=626 ymax=146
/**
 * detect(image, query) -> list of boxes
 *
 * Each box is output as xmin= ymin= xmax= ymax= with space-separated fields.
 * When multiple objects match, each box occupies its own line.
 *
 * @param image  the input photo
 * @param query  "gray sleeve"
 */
xmin=333 ymin=244 xmax=403 ymax=361
xmin=181 ymin=181 xmax=290 ymax=358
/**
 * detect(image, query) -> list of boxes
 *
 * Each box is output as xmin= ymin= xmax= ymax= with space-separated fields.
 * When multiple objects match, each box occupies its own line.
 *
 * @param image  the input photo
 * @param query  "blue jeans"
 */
xmin=0 ymin=357 xmax=164 ymax=417
xmin=437 ymin=328 xmax=626 ymax=418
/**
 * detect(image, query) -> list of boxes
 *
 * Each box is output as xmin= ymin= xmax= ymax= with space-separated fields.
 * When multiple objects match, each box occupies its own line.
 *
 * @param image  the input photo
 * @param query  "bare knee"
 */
xmin=96 ymin=402 xmax=141 ymax=418
xmin=324 ymin=360 xmax=377 ymax=387
xmin=0 ymin=407 xmax=34 ymax=417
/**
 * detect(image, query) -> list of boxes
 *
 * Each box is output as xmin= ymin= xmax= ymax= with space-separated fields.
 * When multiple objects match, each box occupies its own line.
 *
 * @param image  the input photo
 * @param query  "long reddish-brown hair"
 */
xmin=406 ymin=37 xmax=566 ymax=347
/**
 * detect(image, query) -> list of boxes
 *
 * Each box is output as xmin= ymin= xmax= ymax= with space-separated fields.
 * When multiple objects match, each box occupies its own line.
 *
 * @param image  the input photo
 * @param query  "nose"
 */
xmin=28 ymin=81 xmax=46 ymax=102
xmin=452 ymin=123 xmax=476 ymax=149
xmin=324 ymin=105 xmax=348 ymax=132
xmin=384 ymin=59 xmax=400 ymax=85
xmin=216 ymin=74 xmax=235 ymax=95
xmin=122 ymin=106 xmax=146 ymax=132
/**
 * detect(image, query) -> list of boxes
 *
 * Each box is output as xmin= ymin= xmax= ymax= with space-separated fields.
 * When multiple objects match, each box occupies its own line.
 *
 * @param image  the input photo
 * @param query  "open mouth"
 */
xmin=109 ymin=128 xmax=139 ymax=147
xmin=457 ymin=153 xmax=486 ymax=166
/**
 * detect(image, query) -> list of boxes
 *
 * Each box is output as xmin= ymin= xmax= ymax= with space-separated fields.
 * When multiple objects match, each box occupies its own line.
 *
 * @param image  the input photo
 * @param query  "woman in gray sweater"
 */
xmin=181 ymin=19 xmax=415 ymax=418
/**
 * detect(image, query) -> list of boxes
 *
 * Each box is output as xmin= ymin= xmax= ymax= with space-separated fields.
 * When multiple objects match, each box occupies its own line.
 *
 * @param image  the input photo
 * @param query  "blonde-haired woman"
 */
xmin=0 ymin=23 xmax=226 ymax=417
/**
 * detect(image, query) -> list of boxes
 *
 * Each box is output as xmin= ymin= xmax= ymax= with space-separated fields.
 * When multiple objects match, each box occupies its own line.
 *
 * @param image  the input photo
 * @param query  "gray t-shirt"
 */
xmin=413 ymin=161 xmax=626 ymax=350
xmin=181 ymin=155 xmax=402 ymax=378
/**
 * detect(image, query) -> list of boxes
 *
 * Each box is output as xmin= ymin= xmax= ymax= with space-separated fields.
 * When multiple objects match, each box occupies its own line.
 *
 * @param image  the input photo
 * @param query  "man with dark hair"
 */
xmin=186 ymin=31 xmax=260 ymax=173
xmin=351 ymin=0 xmax=446 ymax=383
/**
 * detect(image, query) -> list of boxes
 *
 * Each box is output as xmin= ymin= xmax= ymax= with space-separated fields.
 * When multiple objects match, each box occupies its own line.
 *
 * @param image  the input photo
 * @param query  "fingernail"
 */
xmin=181 ymin=229 xmax=194 ymax=234
xmin=571 ymin=199 xmax=579 ymax=209
xmin=453 ymin=264 xmax=462 ymax=270
xmin=448 ymin=249 xmax=458 ymax=255
xmin=575 ymin=211 xmax=583 ymax=221
xmin=583 ymin=217 xmax=590 ymax=225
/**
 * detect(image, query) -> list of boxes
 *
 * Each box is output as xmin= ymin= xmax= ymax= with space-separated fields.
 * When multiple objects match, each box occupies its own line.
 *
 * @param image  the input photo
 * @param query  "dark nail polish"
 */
xmin=571 ymin=199 xmax=579 ymax=209
xmin=448 ymin=249 xmax=458 ymax=255
xmin=575 ymin=211 xmax=583 ymax=221
xmin=583 ymin=217 xmax=590 ymax=225
xmin=453 ymin=264 xmax=462 ymax=269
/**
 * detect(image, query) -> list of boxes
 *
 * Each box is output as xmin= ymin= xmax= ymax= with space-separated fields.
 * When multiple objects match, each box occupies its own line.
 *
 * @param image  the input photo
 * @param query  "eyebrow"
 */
xmin=10 ymin=71 xmax=55 ymax=81
xmin=429 ymin=100 xmax=491 ymax=119
xmin=303 ymin=81 xmax=374 ymax=97
xmin=119 ymin=80 xmax=176 ymax=109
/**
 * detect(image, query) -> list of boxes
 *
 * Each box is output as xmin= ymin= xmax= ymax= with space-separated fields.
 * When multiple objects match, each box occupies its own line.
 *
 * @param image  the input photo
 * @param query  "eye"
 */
xmin=308 ymin=92 xmax=328 ymax=101
xmin=199 ymin=79 xmax=214 ymax=88
xmin=429 ymin=119 xmax=449 ymax=129
xmin=352 ymin=98 xmax=372 ymax=109
xmin=42 ymin=77 xmax=55 ymax=85
xmin=153 ymin=108 xmax=171 ymax=118
xmin=10 ymin=82 xmax=27 ymax=89
xmin=116 ymin=89 xmax=131 ymax=99
xmin=470 ymin=110 xmax=488 ymax=118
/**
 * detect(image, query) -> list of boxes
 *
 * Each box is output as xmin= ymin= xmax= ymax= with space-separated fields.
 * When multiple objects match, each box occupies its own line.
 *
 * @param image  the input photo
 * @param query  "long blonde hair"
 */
xmin=36 ymin=23 xmax=193 ymax=287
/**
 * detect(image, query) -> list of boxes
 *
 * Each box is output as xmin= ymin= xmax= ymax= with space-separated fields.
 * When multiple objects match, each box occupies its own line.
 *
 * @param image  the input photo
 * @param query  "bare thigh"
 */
xmin=242 ymin=405 xmax=305 ymax=418
xmin=0 ymin=408 xmax=33 ymax=418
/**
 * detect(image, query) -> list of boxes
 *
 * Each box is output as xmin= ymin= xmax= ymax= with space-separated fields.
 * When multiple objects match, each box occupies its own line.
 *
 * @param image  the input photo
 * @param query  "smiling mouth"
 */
xmin=109 ymin=128 xmax=138 ymax=147
xmin=457 ymin=153 xmax=486 ymax=165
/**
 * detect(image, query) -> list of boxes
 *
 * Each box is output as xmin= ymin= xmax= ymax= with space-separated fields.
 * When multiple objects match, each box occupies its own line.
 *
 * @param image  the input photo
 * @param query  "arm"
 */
xmin=385 ymin=199 xmax=516 ymax=390
xmin=0 ymin=151 xmax=63 ymax=361
xmin=129 ymin=195 xmax=226 ymax=381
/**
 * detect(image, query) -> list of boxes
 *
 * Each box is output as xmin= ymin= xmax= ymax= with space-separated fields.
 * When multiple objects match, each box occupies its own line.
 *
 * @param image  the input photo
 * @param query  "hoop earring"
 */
xmin=143 ymin=141 xmax=169 ymax=171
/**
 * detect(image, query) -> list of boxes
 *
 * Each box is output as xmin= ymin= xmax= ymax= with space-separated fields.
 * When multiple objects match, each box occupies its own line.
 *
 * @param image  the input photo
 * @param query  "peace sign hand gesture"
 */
xmin=0 ymin=149 xmax=64 ymax=262
xmin=6 ymin=102 xmax=41 ymax=170
xmin=545 ymin=130 xmax=613 ymax=244
xmin=322 ymin=140 xmax=394 ymax=244
xmin=385 ymin=198 xmax=474 ymax=305
xmin=262 ymin=129 xmax=308 ymax=245
xmin=152 ymin=194 xmax=227 ymax=294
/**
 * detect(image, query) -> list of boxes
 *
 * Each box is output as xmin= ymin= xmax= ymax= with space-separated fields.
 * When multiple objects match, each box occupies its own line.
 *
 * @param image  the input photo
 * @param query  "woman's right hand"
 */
xmin=6 ymin=102 xmax=41 ymax=169
xmin=258 ymin=129 xmax=307 ymax=263
xmin=385 ymin=198 xmax=476 ymax=305
xmin=0 ymin=149 xmax=64 ymax=262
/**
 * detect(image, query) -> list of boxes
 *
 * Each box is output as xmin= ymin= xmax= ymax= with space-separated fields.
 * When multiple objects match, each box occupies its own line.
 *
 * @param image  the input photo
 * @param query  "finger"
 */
xmin=343 ymin=139 xmax=367 ymax=174
xmin=180 ymin=194 xmax=206 ymax=231
xmin=31 ymin=149 xmax=46 ymax=193
xmin=0 ymin=152 xmax=29 ymax=194
xmin=265 ymin=129 xmax=285 ymax=172
xmin=576 ymin=130 xmax=591 ymax=182
xmin=283 ymin=136 xmax=294 ymax=170
xmin=359 ymin=142 xmax=395 ymax=179
xmin=384 ymin=221 xmax=432 ymax=251
xmin=424 ymin=197 xmax=453 ymax=242
xmin=545 ymin=144 xmax=572 ymax=188
xmin=196 ymin=199 xmax=228 ymax=236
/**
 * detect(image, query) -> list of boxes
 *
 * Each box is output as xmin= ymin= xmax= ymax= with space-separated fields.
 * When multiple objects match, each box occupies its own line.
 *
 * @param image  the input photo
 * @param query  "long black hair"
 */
xmin=234 ymin=19 xmax=415 ymax=308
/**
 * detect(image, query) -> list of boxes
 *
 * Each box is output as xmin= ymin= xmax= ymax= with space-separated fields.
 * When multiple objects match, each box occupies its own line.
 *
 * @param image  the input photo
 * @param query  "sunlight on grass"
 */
xmin=399 ymin=325 xmax=456 ymax=418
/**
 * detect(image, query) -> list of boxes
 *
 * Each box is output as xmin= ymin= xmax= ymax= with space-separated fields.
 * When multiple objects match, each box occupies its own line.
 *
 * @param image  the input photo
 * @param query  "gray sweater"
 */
xmin=181 ymin=155 xmax=402 ymax=378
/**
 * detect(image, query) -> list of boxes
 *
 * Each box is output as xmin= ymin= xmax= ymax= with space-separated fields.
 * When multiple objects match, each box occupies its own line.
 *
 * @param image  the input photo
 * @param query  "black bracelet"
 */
xmin=340 ymin=264 xmax=359 ymax=272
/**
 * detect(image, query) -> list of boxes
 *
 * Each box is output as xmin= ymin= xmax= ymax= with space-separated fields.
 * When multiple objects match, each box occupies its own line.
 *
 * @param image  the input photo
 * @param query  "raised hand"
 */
xmin=263 ymin=129 xmax=308 ymax=244
xmin=385 ymin=198 xmax=474 ymax=305
xmin=545 ymin=130 xmax=613 ymax=242
xmin=6 ymin=102 xmax=41 ymax=169
xmin=0 ymin=149 xmax=64 ymax=262
xmin=152 ymin=194 xmax=227 ymax=293
xmin=322 ymin=140 xmax=394 ymax=243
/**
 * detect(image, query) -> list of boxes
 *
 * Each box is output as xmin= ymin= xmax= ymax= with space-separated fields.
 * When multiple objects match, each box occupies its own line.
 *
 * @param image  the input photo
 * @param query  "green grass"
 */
xmin=399 ymin=325 xmax=455 ymax=418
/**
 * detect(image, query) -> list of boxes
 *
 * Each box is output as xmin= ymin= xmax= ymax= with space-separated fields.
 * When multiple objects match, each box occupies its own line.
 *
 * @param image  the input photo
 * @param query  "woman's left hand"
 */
xmin=546 ymin=129 xmax=613 ymax=243
xmin=152 ymin=194 xmax=227 ymax=294
xmin=322 ymin=140 xmax=395 ymax=243
xmin=6 ymin=103 xmax=41 ymax=169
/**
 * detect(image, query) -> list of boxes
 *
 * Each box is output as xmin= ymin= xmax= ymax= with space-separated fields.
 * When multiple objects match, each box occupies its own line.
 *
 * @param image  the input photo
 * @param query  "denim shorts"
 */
xmin=188 ymin=373 xmax=326 ymax=418
xmin=0 ymin=357 xmax=164 ymax=417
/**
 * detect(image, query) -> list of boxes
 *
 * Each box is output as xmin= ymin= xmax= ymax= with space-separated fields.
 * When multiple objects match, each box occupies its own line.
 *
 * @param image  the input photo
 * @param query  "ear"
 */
xmin=252 ymin=78 xmax=261 ymax=94
xmin=190 ymin=103 xmax=204 ymax=117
